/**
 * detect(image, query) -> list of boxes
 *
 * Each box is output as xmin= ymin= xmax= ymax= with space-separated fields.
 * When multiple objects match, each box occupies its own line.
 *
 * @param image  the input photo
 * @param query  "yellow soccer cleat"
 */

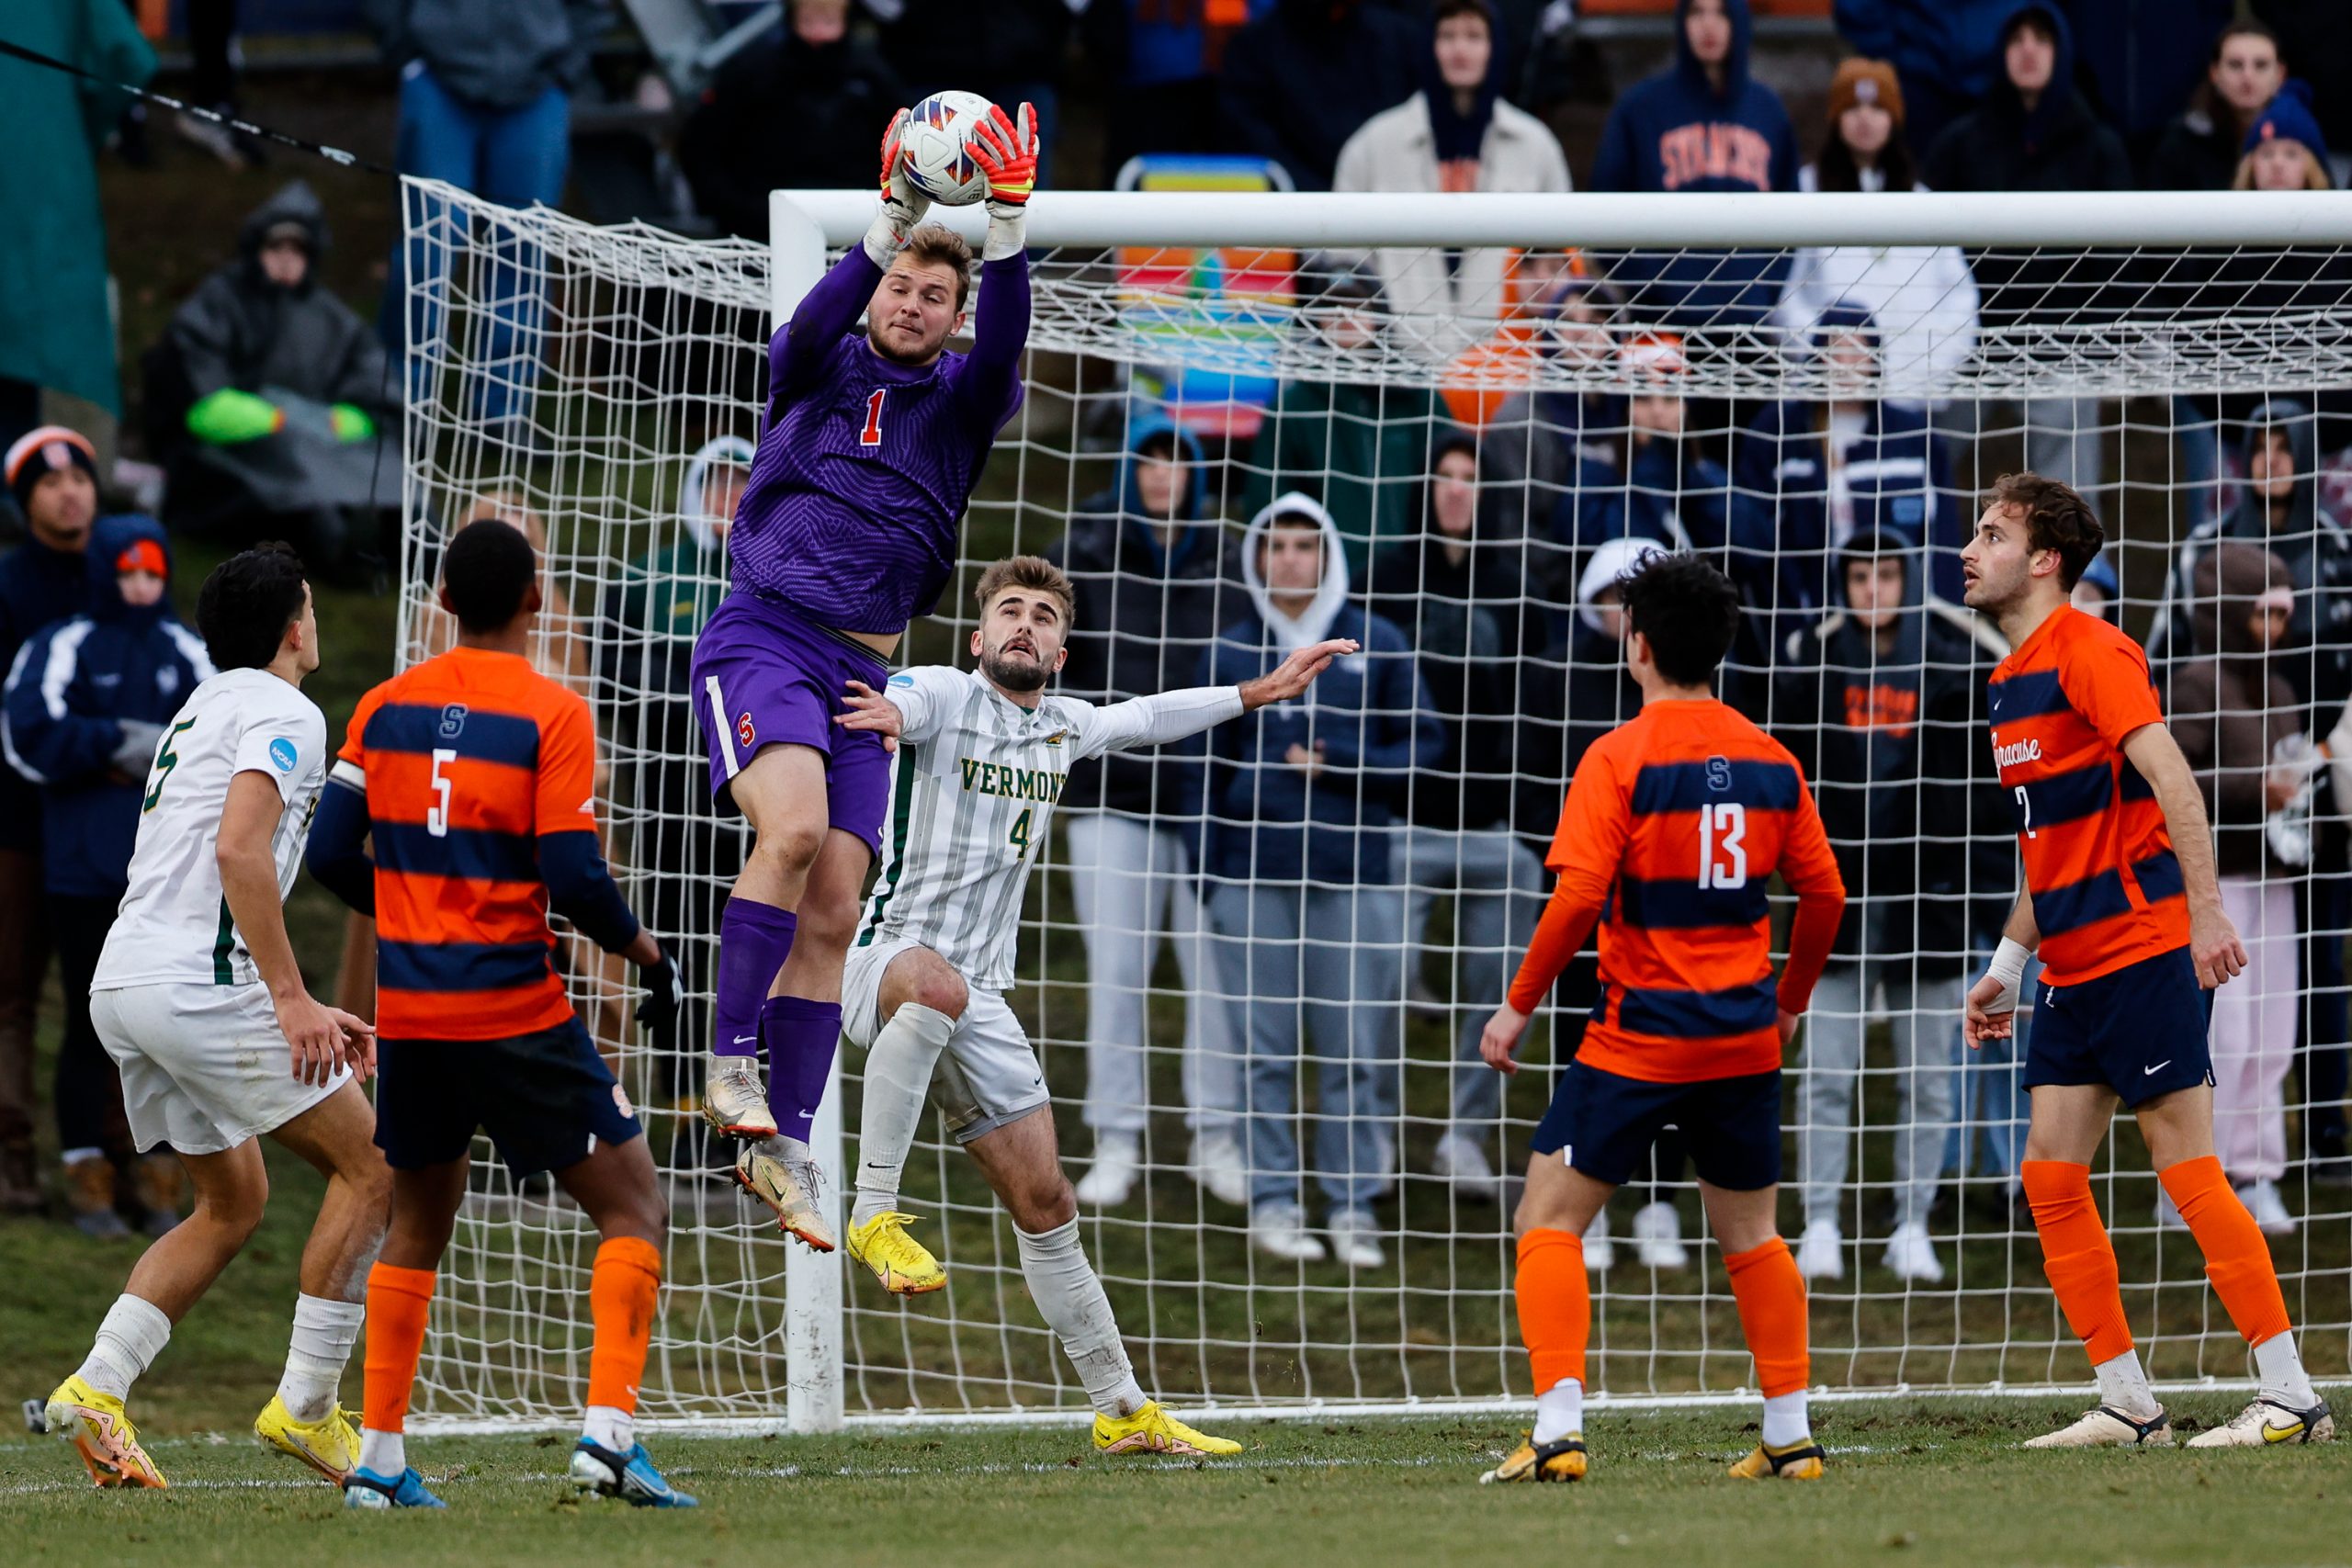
xmin=1093 ymin=1400 xmax=1242 ymax=1457
xmin=1480 ymin=1433 xmax=1589 ymax=1483
xmin=43 ymin=1375 xmax=166 ymax=1489
xmin=846 ymin=1210 xmax=946 ymax=1295
xmin=254 ymin=1394 xmax=360 ymax=1484
xmin=1729 ymin=1438 xmax=1826 ymax=1480
xmin=734 ymin=1139 xmax=837 ymax=1252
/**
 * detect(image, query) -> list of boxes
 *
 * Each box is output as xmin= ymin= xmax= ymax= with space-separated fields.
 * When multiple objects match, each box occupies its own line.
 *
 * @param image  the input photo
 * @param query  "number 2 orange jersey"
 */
xmin=332 ymin=646 xmax=603 ymax=1041
xmin=1535 ymin=698 xmax=1844 ymax=1083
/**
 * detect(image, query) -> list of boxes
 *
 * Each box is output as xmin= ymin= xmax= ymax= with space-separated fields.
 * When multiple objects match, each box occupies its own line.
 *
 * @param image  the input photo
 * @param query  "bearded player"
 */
xmin=1961 ymin=473 xmax=2330 ymax=1450
xmin=692 ymin=103 xmax=1039 ymax=1249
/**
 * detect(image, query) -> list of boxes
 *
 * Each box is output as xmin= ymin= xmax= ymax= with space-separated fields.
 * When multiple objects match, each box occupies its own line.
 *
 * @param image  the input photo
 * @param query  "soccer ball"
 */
xmin=898 ymin=91 xmax=995 ymax=207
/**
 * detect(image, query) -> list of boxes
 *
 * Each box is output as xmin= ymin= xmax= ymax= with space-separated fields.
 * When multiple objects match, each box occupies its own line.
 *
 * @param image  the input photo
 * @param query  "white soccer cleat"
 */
xmin=2022 ymin=1404 xmax=2174 ymax=1449
xmin=703 ymin=1054 xmax=777 ymax=1140
xmin=2237 ymin=1179 xmax=2296 ymax=1236
xmin=1883 ymin=1222 xmax=1945 ymax=1285
xmin=1074 ymin=1132 xmax=1141 ymax=1207
xmin=1431 ymin=1134 xmax=1502 ymax=1203
xmin=1797 ymin=1217 xmax=1845 ymax=1281
xmin=2185 ymin=1396 xmax=2334 ymax=1448
xmin=1327 ymin=1209 xmax=1385 ymax=1270
xmin=1582 ymin=1209 xmax=1614 ymax=1272
xmin=1250 ymin=1203 xmax=1326 ymax=1264
xmin=1631 ymin=1200 xmax=1689 ymax=1270
xmin=1187 ymin=1128 xmax=1250 ymax=1209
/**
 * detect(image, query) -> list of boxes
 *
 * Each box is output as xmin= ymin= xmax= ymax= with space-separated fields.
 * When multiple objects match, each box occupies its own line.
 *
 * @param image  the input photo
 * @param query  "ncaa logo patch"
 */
xmin=612 ymin=1083 xmax=637 ymax=1121
xmin=268 ymin=738 xmax=298 ymax=773
xmin=439 ymin=703 xmax=468 ymax=739
xmin=737 ymin=710 xmax=757 ymax=750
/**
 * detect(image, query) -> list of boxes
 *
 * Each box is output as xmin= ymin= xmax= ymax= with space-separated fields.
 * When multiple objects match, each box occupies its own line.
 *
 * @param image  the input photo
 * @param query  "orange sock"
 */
xmin=1514 ymin=1228 xmax=1588 ymax=1393
xmin=1724 ymin=1236 xmax=1810 ymax=1397
xmin=2160 ymin=1156 xmax=2293 ymax=1348
xmin=2020 ymin=1160 xmax=2135 ymax=1365
xmin=586 ymin=1235 xmax=663 ymax=1415
xmin=361 ymin=1262 xmax=436 ymax=1435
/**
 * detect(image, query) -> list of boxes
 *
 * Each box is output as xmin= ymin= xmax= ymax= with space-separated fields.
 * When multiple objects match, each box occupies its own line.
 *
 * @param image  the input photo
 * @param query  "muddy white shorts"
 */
xmin=92 ymin=980 xmax=350 ymax=1156
xmin=841 ymin=937 xmax=1049 ymax=1143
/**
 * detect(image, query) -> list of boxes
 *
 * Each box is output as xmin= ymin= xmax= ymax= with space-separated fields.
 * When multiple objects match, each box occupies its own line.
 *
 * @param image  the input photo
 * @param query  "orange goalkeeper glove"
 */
xmin=866 ymin=105 xmax=932 ymax=265
xmin=970 ymin=101 xmax=1037 ymax=259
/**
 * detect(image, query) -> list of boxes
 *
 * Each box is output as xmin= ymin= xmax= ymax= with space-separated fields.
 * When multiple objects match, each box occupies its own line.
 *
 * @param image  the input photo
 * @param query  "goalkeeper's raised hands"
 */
xmin=867 ymin=106 xmax=930 ymax=264
xmin=969 ymin=102 xmax=1038 ymax=259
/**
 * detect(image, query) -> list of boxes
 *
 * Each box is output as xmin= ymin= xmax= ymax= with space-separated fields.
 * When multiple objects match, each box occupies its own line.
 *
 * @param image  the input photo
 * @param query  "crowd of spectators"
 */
xmin=2 ymin=0 xmax=2349 ymax=1277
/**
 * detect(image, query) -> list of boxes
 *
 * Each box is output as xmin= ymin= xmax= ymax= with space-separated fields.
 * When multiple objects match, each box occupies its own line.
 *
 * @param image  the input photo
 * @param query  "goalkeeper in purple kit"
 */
xmin=691 ymin=102 xmax=1039 ymax=1248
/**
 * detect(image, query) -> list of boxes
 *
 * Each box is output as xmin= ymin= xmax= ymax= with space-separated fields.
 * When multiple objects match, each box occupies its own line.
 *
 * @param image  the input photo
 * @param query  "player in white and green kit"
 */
xmin=832 ymin=554 xmax=1350 ymax=1457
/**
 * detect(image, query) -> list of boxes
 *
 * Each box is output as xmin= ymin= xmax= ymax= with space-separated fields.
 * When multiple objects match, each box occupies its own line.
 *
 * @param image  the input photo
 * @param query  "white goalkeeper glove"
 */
xmin=968 ymin=101 xmax=1038 ymax=262
xmin=865 ymin=107 xmax=932 ymax=268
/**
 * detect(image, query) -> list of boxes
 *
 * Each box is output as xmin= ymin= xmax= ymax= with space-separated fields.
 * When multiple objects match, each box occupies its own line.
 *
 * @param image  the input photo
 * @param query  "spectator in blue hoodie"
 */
xmin=0 ymin=426 xmax=101 ymax=1216
xmin=1046 ymin=418 xmax=1248 ymax=1213
xmin=3 ymin=516 xmax=215 ymax=1239
xmin=1200 ymin=491 xmax=1442 ymax=1271
xmin=1832 ymin=0 xmax=2018 ymax=153
xmin=1589 ymin=0 xmax=1799 ymax=336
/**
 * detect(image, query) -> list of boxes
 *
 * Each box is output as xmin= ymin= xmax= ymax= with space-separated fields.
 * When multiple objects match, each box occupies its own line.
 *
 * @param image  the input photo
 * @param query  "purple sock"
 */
xmin=762 ymin=996 xmax=843 ymax=1140
xmin=714 ymin=899 xmax=797 ymax=1058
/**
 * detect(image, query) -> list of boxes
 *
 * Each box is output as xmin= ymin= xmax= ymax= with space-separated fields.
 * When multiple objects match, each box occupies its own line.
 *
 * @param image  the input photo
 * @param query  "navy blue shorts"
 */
xmin=1531 ymin=1059 xmax=1783 ymax=1191
xmin=375 ymin=1020 xmax=642 ymax=1179
xmin=2027 ymin=946 xmax=2215 ymax=1107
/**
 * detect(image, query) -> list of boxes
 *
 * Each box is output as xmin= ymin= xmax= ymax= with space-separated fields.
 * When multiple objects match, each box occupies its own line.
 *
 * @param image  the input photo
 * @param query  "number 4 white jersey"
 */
xmin=93 ymin=667 xmax=328 ymax=991
xmin=856 ymin=666 xmax=1243 ymax=991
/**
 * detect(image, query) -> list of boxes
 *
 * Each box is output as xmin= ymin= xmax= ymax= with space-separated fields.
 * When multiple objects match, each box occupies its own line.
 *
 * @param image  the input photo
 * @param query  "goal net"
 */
xmin=393 ymin=177 xmax=2352 ymax=1428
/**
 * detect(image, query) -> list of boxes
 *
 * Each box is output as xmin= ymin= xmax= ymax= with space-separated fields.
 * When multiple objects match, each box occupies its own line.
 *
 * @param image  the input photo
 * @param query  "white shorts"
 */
xmin=842 ymin=937 xmax=1048 ymax=1144
xmin=92 ymin=981 xmax=351 ymax=1156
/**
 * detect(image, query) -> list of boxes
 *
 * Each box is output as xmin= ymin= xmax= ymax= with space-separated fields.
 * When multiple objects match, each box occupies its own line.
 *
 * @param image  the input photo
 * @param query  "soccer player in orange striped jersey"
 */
xmin=1478 ymin=554 xmax=1847 ymax=1485
xmin=303 ymin=520 xmax=700 ymax=1508
xmin=1960 ymin=473 xmax=2332 ymax=1450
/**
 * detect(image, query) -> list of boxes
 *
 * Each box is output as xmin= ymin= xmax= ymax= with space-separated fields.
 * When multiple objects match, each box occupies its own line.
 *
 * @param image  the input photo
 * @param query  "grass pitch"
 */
xmin=2 ymin=1400 xmax=2346 ymax=1568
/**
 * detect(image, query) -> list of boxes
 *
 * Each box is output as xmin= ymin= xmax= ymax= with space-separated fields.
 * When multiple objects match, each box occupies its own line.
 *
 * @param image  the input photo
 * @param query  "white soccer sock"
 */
xmin=76 ymin=1294 xmax=171 ymax=1402
xmin=582 ymin=1404 xmax=633 ymax=1452
xmin=356 ymin=1427 xmax=404 ymax=1477
xmin=278 ymin=1293 xmax=365 ymax=1423
xmin=1532 ymin=1378 xmax=1583 ymax=1444
xmin=1761 ymin=1391 xmax=1811 ymax=1449
xmin=850 ymin=1004 xmax=956 ymax=1230
xmin=2254 ymin=1331 xmax=2318 ymax=1408
xmin=1017 ymin=1218 xmax=1146 ymax=1419
xmin=2092 ymin=1348 xmax=2160 ymax=1419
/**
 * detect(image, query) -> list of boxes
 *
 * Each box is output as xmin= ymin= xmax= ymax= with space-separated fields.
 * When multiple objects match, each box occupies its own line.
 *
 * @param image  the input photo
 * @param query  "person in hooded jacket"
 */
xmin=146 ymin=182 xmax=401 ymax=585
xmin=1216 ymin=0 xmax=1423 ymax=191
xmin=2146 ymin=20 xmax=2289 ymax=192
xmin=1476 ymin=273 xmax=1623 ymax=559
xmin=1589 ymin=0 xmax=1799 ymax=337
xmin=2168 ymin=542 xmax=2309 ymax=1235
xmin=0 ymin=428 xmax=100 ymax=1214
xmin=1733 ymin=306 xmax=1960 ymax=643
xmin=1331 ymin=0 xmax=1571 ymax=360
xmin=680 ymin=0 xmax=908 ymax=241
xmin=1199 ymin=492 xmax=1442 ymax=1270
xmin=1924 ymin=4 xmax=2132 ymax=499
xmin=2157 ymin=398 xmax=2352 ymax=1182
xmin=1046 ymin=419 xmax=1249 ymax=1212
xmin=1773 ymin=529 xmax=2010 ymax=1286
xmin=2 ymin=516 xmax=215 ymax=1240
xmin=598 ymin=435 xmax=754 ymax=1121
xmin=1366 ymin=433 xmax=1548 ymax=1203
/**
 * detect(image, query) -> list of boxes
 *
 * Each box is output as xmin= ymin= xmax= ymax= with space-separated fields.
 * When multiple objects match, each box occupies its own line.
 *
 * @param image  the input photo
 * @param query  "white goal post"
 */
xmin=397 ymin=178 xmax=2352 ymax=1434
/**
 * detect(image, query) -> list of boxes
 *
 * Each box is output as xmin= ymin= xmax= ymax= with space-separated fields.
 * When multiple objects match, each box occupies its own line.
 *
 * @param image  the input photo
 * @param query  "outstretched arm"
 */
xmin=1078 ymin=637 xmax=1358 ymax=757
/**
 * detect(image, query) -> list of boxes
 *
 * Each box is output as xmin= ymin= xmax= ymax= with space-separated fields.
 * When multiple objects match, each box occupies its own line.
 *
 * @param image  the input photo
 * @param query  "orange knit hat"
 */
xmin=1826 ymin=58 xmax=1905 ymax=132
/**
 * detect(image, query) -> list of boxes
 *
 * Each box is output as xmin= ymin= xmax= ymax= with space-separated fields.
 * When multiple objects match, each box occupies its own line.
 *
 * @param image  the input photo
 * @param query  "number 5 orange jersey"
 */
xmin=1508 ymin=697 xmax=1847 ymax=1083
xmin=330 ymin=646 xmax=608 ymax=1041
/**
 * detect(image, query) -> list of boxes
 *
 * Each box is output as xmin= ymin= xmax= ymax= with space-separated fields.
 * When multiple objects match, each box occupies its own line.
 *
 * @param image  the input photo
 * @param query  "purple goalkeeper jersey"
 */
xmin=728 ymin=247 xmax=1030 ymax=634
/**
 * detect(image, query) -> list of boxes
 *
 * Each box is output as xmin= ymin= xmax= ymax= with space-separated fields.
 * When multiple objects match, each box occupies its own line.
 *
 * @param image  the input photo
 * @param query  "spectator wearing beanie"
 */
xmin=1773 ymin=59 xmax=1979 ymax=409
xmin=1331 ymin=0 xmax=1571 ymax=359
xmin=2 ymin=516 xmax=214 ymax=1238
xmin=2236 ymin=79 xmax=2332 ymax=191
xmin=2251 ymin=1 xmax=2351 ymax=179
xmin=1589 ymin=0 xmax=1798 ymax=335
xmin=2147 ymin=20 xmax=2288 ymax=191
xmin=0 ymin=427 xmax=103 ymax=1214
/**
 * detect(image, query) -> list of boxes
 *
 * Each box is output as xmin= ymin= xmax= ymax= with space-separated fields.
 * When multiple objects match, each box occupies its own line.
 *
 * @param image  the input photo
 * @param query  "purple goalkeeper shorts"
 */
xmin=690 ymin=589 xmax=894 ymax=854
